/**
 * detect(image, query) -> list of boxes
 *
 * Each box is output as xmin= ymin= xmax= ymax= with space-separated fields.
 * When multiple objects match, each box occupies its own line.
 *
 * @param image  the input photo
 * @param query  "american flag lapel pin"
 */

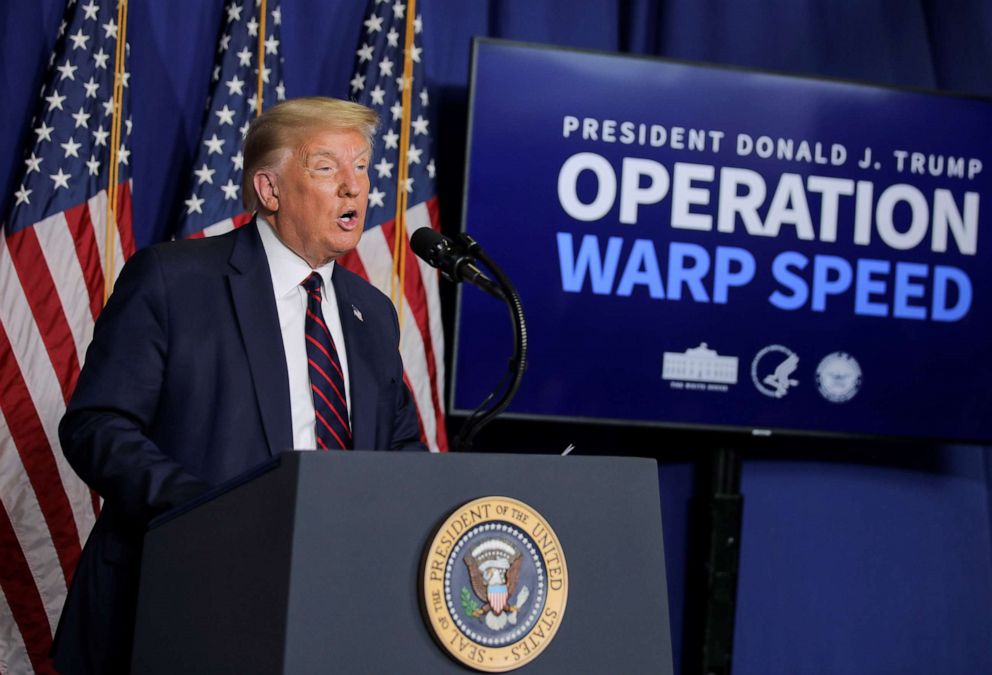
xmin=352 ymin=305 xmax=364 ymax=322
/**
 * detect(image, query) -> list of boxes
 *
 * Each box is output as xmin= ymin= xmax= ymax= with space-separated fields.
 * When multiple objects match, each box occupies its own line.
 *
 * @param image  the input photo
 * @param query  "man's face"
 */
xmin=267 ymin=127 xmax=371 ymax=267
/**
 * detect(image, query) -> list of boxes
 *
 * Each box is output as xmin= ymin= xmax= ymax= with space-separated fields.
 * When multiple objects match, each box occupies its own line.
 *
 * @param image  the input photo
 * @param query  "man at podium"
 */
xmin=51 ymin=97 xmax=425 ymax=674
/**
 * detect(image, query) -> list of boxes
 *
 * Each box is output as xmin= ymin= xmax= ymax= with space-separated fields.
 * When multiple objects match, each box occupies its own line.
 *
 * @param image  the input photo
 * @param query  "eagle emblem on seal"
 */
xmin=463 ymin=538 xmax=531 ymax=630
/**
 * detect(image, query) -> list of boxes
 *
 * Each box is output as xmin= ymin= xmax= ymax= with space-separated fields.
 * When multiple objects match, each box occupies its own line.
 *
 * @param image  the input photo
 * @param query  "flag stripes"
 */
xmin=1 ymin=187 xmax=133 ymax=673
xmin=0 ymin=573 xmax=32 ymax=675
xmin=64 ymin=202 xmax=107 ymax=323
xmin=0 ymin=495 xmax=55 ymax=675
xmin=7 ymin=228 xmax=82 ymax=404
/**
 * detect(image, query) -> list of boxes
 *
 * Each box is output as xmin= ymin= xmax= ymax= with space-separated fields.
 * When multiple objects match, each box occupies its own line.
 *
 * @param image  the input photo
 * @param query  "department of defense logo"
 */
xmin=816 ymin=352 xmax=862 ymax=402
xmin=751 ymin=345 xmax=800 ymax=398
xmin=421 ymin=497 xmax=568 ymax=672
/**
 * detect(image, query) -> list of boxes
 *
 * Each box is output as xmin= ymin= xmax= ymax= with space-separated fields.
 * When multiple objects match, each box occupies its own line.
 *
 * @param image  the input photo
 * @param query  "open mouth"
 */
xmin=338 ymin=209 xmax=359 ymax=229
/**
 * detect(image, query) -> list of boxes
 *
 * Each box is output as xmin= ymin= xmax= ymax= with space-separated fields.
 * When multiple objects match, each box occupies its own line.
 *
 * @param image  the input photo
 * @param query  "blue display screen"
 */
xmin=452 ymin=39 xmax=992 ymax=442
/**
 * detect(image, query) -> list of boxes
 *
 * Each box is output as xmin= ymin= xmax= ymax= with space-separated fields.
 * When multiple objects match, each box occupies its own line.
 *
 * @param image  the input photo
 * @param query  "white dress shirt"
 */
xmin=256 ymin=216 xmax=351 ymax=449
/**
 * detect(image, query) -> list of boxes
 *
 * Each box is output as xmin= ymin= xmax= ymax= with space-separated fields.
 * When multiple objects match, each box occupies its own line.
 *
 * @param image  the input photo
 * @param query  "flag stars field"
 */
xmin=195 ymin=164 xmax=216 ymax=185
xmin=204 ymin=134 xmax=224 ymax=155
xmin=82 ymin=0 xmax=99 ymax=20
xmin=72 ymin=108 xmax=91 ymax=128
xmin=177 ymin=1 xmax=285 ymax=240
xmin=35 ymin=121 xmax=55 ymax=142
xmin=47 ymin=91 xmax=67 ymax=110
xmin=382 ymin=128 xmax=399 ymax=149
xmin=220 ymin=180 xmax=239 ymax=201
xmin=61 ymin=137 xmax=82 ymax=159
xmin=365 ymin=14 xmax=384 ymax=33
xmin=50 ymin=167 xmax=71 ymax=190
xmin=185 ymin=193 xmax=205 ymax=214
xmin=14 ymin=185 xmax=31 ymax=205
xmin=57 ymin=60 xmax=78 ymax=80
xmin=25 ymin=153 xmax=42 ymax=173
xmin=69 ymin=29 xmax=90 ymax=50
xmin=375 ymin=157 xmax=394 ymax=178
xmin=369 ymin=186 xmax=385 ymax=208
xmin=226 ymin=74 xmax=245 ymax=95
xmin=92 ymin=125 xmax=108 ymax=146
xmin=216 ymin=105 xmax=236 ymax=125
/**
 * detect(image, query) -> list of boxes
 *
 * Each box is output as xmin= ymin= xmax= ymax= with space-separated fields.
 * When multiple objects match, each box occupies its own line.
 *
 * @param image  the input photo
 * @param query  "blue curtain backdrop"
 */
xmin=2 ymin=2 xmax=991 ymax=674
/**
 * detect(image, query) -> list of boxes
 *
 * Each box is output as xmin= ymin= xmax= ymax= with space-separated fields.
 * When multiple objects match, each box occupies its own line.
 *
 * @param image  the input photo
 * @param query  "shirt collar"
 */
xmin=256 ymin=215 xmax=335 ymax=298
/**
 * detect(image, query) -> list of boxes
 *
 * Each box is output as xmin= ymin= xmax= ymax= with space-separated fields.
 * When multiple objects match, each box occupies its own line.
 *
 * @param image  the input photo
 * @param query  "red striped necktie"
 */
xmin=301 ymin=272 xmax=352 ymax=450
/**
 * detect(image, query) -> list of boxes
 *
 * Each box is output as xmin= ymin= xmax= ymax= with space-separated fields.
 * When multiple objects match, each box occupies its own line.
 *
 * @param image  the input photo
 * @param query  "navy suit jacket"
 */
xmin=52 ymin=221 xmax=424 ymax=674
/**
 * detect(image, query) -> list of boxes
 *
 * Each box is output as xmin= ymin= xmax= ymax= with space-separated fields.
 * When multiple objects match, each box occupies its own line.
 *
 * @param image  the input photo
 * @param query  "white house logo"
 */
xmin=662 ymin=343 xmax=738 ymax=392
xmin=816 ymin=352 xmax=862 ymax=402
xmin=751 ymin=345 xmax=799 ymax=398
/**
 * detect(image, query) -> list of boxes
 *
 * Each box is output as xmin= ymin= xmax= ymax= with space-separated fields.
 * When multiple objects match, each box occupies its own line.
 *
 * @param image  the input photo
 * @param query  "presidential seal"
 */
xmin=421 ymin=497 xmax=568 ymax=672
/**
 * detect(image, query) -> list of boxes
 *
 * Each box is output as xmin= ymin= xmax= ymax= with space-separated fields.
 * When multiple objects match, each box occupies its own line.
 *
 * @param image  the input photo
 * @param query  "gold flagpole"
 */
xmin=390 ymin=0 xmax=417 ymax=326
xmin=103 ymin=0 xmax=128 ymax=303
xmin=256 ymin=0 xmax=267 ymax=115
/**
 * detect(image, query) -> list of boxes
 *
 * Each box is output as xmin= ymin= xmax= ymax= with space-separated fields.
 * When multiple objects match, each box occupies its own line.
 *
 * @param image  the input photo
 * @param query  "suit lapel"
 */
xmin=332 ymin=267 xmax=379 ymax=450
xmin=228 ymin=221 xmax=293 ymax=456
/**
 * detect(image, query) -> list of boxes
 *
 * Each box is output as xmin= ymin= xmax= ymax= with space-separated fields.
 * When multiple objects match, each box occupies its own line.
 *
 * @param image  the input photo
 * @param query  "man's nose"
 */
xmin=338 ymin=168 xmax=361 ymax=197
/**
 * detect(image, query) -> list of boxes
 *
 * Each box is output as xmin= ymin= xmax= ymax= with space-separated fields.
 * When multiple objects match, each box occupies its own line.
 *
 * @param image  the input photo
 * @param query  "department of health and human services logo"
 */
xmin=816 ymin=352 xmax=862 ymax=402
xmin=751 ymin=345 xmax=799 ymax=398
xmin=421 ymin=497 xmax=568 ymax=672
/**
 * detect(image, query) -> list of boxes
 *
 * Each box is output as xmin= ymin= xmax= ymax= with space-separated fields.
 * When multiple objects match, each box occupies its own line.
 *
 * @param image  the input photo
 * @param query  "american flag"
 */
xmin=340 ymin=0 xmax=448 ymax=452
xmin=0 ymin=0 xmax=133 ymax=672
xmin=176 ymin=0 xmax=285 ymax=239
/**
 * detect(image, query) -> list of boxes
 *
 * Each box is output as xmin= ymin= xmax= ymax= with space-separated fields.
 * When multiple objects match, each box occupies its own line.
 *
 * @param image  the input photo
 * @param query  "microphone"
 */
xmin=410 ymin=228 xmax=505 ymax=300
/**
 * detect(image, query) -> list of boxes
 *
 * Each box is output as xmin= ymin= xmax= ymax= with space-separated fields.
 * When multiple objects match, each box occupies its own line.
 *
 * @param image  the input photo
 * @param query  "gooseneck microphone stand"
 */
xmin=450 ymin=234 xmax=527 ymax=451
xmin=409 ymin=227 xmax=526 ymax=451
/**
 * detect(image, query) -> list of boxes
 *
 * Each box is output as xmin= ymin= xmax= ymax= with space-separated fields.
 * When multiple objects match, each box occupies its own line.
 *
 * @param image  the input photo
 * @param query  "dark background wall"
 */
xmin=3 ymin=2 xmax=991 ymax=673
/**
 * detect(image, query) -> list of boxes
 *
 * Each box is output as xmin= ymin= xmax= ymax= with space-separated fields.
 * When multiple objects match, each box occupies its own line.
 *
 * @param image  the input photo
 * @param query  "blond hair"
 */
xmin=241 ymin=97 xmax=379 ymax=211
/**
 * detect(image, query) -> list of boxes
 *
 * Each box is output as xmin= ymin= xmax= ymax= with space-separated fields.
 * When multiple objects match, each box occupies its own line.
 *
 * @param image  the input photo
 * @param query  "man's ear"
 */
xmin=252 ymin=170 xmax=280 ymax=212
